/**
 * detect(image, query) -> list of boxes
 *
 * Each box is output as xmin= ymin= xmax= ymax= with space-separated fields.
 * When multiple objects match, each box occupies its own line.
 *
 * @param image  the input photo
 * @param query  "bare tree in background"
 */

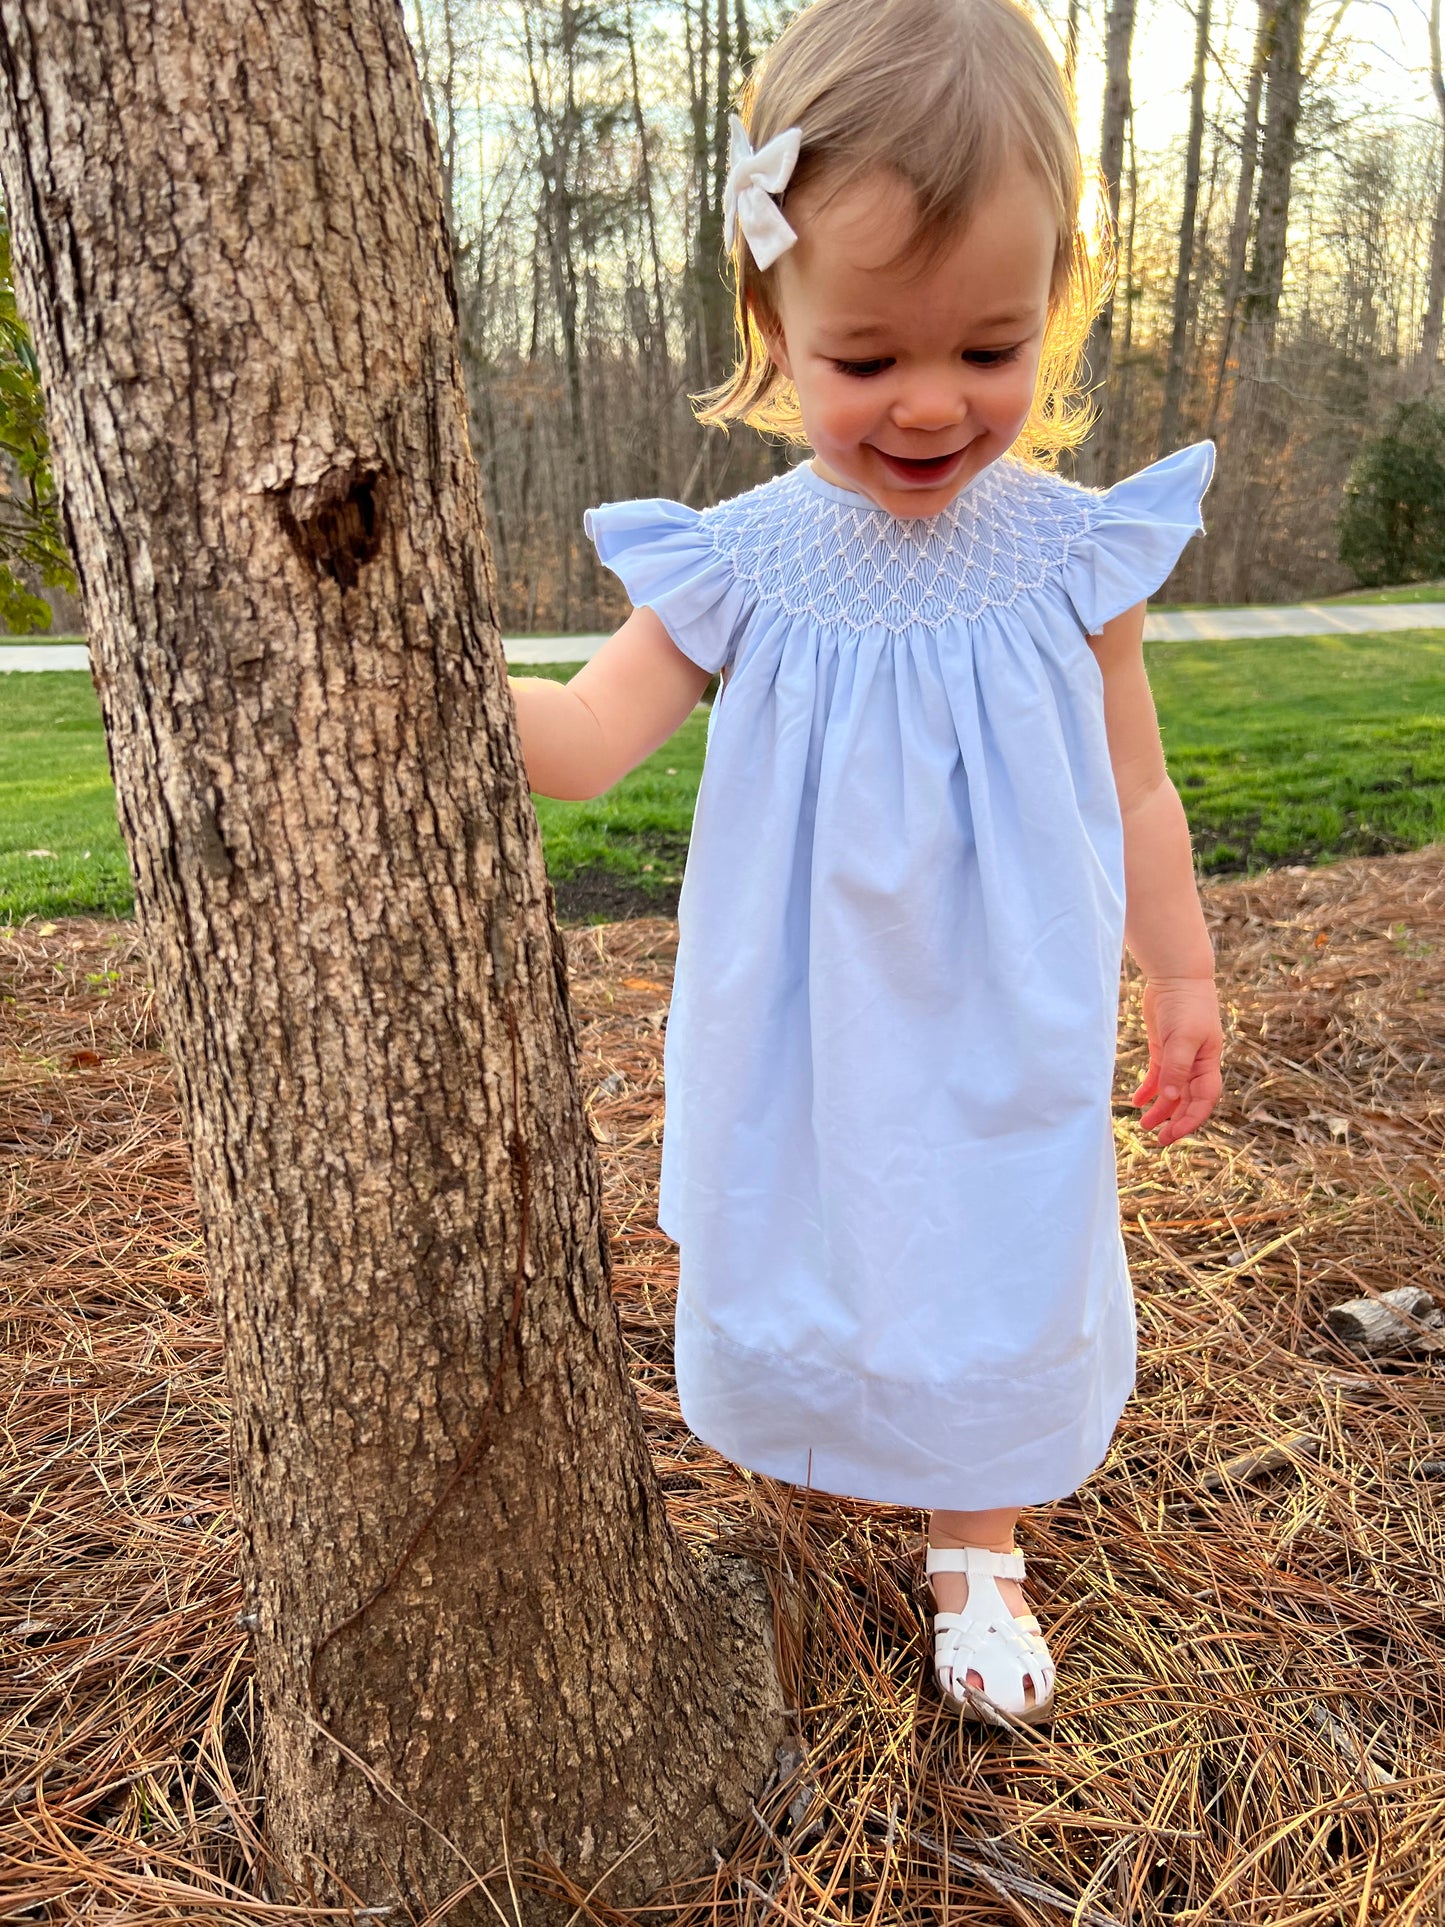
xmin=685 ymin=0 xmax=751 ymax=500
xmin=1420 ymin=0 xmax=1445 ymax=385
xmin=1222 ymin=0 xmax=1309 ymax=601
xmin=398 ymin=0 xmax=1441 ymax=613
xmin=1078 ymin=0 xmax=1136 ymax=484
xmin=10 ymin=0 xmax=1440 ymax=638
xmin=1204 ymin=3 xmax=1267 ymax=444
xmin=1064 ymin=0 xmax=1082 ymax=95
xmin=523 ymin=0 xmax=600 ymax=628
xmin=1158 ymin=0 xmax=1211 ymax=455
xmin=626 ymin=0 xmax=680 ymax=491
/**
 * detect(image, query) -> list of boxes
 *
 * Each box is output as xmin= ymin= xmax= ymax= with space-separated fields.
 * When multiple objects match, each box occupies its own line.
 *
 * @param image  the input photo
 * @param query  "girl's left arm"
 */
xmin=1088 ymin=601 xmax=1224 ymax=1148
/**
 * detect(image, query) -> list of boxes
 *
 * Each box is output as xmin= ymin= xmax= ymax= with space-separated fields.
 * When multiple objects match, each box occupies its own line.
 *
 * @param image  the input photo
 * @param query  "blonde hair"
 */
xmin=694 ymin=0 xmax=1113 ymax=467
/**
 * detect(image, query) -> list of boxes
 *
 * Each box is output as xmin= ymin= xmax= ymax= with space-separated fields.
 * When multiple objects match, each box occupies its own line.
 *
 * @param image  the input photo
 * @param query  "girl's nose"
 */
xmin=890 ymin=374 xmax=967 ymax=433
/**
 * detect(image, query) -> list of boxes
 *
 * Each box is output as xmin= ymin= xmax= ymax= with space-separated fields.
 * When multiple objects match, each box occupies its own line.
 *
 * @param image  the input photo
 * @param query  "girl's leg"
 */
xmin=927 ymin=1506 xmax=1035 ymax=1702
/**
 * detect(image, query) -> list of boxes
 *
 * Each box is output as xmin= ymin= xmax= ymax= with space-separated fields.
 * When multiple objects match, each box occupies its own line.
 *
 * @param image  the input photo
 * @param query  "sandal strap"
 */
xmin=933 ymin=1601 xmax=1055 ymax=1717
xmin=925 ymin=1544 xmax=1025 ymax=1580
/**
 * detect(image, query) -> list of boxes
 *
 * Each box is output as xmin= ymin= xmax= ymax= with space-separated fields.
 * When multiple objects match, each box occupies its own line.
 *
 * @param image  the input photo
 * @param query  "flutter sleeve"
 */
xmin=583 ymin=498 xmax=750 ymax=675
xmin=1061 ymin=440 xmax=1216 ymax=636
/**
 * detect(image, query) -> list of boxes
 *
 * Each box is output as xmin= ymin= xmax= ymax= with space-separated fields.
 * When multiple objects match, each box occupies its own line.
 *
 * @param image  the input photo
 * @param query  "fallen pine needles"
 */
xmin=2 ymin=845 xmax=1444 ymax=1922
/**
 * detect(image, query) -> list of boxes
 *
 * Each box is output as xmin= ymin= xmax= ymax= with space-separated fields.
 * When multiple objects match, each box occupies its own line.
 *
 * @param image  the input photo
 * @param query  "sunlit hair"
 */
xmin=693 ymin=0 xmax=1115 ymax=467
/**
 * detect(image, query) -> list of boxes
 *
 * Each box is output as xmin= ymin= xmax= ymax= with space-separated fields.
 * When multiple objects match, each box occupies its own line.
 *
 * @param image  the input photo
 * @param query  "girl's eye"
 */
xmin=830 ymin=346 xmax=1023 ymax=377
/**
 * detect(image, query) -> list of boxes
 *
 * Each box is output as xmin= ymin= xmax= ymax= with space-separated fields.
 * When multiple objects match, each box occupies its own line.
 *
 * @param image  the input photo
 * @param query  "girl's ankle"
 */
xmin=929 ymin=1537 xmax=1018 ymax=1558
xmin=927 ymin=1507 xmax=1023 ymax=1553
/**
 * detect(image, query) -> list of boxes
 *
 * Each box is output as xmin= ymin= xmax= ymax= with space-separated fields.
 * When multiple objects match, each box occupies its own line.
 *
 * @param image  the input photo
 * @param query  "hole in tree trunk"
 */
xmin=276 ymin=461 xmax=389 ymax=590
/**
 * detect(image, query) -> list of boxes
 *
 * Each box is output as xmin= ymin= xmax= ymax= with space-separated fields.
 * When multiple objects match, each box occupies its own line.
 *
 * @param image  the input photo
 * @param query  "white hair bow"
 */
xmin=723 ymin=114 xmax=802 ymax=270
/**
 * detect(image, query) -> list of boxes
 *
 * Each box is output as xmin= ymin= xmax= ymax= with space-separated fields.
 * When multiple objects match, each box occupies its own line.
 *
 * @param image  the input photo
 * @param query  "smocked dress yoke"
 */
xmin=584 ymin=441 xmax=1215 ymax=1512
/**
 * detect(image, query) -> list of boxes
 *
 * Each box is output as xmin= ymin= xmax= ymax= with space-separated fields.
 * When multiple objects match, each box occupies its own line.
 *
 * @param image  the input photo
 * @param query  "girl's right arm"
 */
xmin=506 ymin=606 xmax=714 ymax=801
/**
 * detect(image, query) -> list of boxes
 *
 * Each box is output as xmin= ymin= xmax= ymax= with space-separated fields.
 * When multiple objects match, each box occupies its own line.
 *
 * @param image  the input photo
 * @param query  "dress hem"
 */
xmin=671 ymin=1288 xmax=1137 ymax=1512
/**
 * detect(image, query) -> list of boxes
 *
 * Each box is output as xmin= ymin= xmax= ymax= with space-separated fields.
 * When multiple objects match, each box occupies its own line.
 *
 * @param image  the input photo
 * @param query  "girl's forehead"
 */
xmin=779 ymin=166 xmax=1057 ymax=328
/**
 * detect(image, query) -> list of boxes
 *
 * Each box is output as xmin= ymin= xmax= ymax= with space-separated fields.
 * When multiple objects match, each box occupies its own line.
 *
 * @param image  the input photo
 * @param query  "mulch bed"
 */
xmin=552 ymin=865 xmax=683 ymax=924
xmin=2 ymin=846 xmax=1443 ymax=1924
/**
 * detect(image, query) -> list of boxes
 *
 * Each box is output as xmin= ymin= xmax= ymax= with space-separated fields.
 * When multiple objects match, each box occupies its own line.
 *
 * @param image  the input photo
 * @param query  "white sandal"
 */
xmin=925 ymin=1544 xmax=1056 ymax=1726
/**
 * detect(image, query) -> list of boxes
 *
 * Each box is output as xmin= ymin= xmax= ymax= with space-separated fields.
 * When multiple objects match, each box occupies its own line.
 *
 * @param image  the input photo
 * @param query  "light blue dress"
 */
xmin=584 ymin=441 xmax=1215 ymax=1511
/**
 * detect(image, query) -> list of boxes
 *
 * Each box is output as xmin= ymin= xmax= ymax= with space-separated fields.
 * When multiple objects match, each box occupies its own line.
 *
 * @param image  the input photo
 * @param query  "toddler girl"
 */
xmin=508 ymin=0 xmax=1223 ymax=1728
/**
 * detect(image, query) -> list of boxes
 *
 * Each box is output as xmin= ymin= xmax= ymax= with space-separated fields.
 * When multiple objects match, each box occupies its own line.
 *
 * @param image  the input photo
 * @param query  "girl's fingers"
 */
xmin=1157 ymin=1094 xmax=1214 ymax=1145
xmin=1137 ymin=1052 xmax=1197 ymax=1126
xmin=1132 ymin=1047 xmax=1165 ymax=1104
xmin=1131 ymin=1064 xmax=1159 ymax=1105
xmin=1147 ymin=1065 xmax=1223 ymax=1143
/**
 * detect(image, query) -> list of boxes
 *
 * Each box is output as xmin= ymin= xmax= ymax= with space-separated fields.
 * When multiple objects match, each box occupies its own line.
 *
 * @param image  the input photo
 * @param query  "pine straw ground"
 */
xmin=2 ymin=848 xmax=1444 ymax=1927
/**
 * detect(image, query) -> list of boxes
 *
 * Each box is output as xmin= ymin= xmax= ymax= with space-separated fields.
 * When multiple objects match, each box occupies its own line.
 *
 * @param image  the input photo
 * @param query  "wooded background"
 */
xmin=3 ymin=0 xmax=1433 ymax=636
xmin=406 ymin=0 xmax=1445 ymax=631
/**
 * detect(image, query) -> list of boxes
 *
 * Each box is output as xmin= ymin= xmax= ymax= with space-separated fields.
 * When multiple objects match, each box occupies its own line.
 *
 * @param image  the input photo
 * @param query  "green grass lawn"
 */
xmin=1316 ymin=581 xmax=1445 ymax=604
xmin=3 ymin=631 xmax=1442 ymax=923
xmin=1149 ymin=629 xmax=1445 ymax=872
xmin=1 ymin=673 xmax=136 ymax=921
xmin=1153 ymin=580 xmax=1445 ymax=611
xmin=1150 ymin=580 xmax=1445 ymax=613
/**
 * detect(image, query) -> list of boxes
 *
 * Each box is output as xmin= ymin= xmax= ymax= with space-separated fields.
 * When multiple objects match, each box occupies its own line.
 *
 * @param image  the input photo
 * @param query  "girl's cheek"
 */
xmin=819 ymin=376 xmax=879 ymax=436
xmin=989 ymin=368 xmax=1036 ymax=431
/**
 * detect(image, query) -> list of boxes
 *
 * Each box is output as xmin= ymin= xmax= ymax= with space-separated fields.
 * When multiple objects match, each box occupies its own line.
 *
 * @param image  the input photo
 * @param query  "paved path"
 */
xmin=1 ymin=643 xmax=91 ymax=671
xmin=1145 ymin=602 xmax=1445 ymax=641
xmin=4 ymin=601 xmax=1444 ymax=673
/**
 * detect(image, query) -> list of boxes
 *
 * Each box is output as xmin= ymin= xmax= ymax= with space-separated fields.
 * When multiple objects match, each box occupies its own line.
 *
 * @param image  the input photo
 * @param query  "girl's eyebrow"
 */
xmin=827 ymin=308 xmax=1037 ymax=343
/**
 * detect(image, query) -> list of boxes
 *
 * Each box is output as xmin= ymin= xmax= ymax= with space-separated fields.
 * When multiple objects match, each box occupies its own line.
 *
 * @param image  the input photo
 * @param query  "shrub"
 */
xmin=1338 ymin=400 xmax=1445 ymax=588
xmin=0 ymin=207 xmax=76 ymax=631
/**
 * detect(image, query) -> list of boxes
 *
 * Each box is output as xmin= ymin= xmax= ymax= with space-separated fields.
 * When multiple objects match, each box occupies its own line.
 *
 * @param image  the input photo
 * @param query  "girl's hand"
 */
xmin=1131 ymin=976 xmax=1223 ymax=1147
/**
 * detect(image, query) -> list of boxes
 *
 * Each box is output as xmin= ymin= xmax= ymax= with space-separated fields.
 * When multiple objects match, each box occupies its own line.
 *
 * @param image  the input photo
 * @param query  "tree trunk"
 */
xmin=0 ymin=3 xmax=787 ymax=1920
xmin=1064 ymin=0 xmax=1081 ymax=96
xmin=1421 ymin=0 xmax=1445 ymax=384
xmin=735 ymin=0 xmax=754 ymax=75
xmin=1158 ymin=0 xmax=1211 ymax=456
xmin=1116 ymin=100 xmax=1138 ymax=450
xmin=685 ymin=0 xmax=734 ymax=500
xmin=1224 ymin=0 xmax=1308 ymax=602
xmin=1077 ymin=0 xmax=1136 ymax=485
xmin=1203 ymin=2 xmax=1268 ymax=445
xmin=625 ymin=0 xmax=674 ymax=490
xmin=524 ymin=2 xmax=588 ymax=629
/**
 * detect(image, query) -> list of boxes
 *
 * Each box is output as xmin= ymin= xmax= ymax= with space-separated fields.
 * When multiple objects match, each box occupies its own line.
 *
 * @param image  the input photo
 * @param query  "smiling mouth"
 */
xmin=872 ymin=447 xmax=968 ymax=484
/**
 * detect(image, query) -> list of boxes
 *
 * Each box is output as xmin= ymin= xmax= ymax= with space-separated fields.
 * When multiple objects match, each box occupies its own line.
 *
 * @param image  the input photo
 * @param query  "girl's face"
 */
xmin=762 ymin=164 xmax=1059 ymax=518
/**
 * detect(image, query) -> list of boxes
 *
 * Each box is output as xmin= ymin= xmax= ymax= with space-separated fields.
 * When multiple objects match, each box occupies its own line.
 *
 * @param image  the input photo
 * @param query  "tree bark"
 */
xmin=0 ymin=2 xmax=786 ymax=1919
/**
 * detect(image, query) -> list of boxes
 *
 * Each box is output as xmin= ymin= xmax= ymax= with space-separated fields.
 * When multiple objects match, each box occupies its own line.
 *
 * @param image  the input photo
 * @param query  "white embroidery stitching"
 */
xmin=698 ymin=460 xmax=1100 ymax=633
